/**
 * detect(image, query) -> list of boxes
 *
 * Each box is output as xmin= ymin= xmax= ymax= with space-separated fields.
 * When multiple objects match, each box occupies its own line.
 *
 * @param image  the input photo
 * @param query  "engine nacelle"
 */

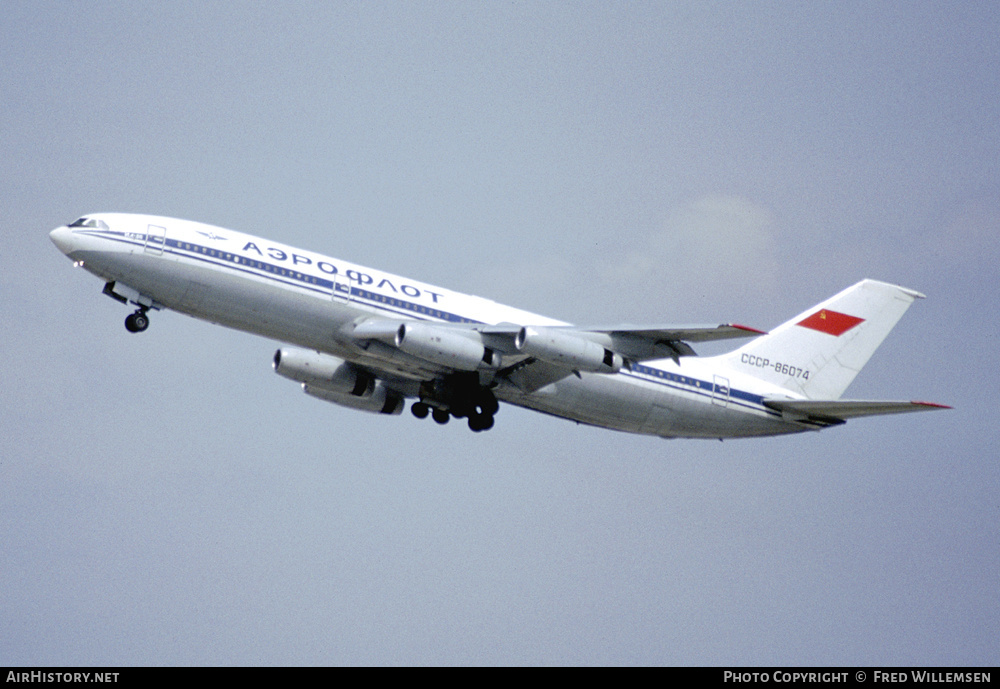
xmin=303 ymin=383 xmax=404 ymax=415
xmin=273 ymin=348 xmax=372 ymax=396
xmin=395 ymin=322 xmax=496 ymax=370
xmin=515 ymin=326 xmax=623 ymax=373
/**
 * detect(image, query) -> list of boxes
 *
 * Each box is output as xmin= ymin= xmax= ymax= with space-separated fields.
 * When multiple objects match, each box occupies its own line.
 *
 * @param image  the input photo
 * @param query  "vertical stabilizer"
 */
xmin=721 ymin=280 xmax=924 ymax=399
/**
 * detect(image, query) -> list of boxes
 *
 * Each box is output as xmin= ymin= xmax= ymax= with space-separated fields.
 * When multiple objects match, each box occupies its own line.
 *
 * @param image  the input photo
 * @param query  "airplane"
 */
xmin=49 ymin=213 xmax=948 ymax=438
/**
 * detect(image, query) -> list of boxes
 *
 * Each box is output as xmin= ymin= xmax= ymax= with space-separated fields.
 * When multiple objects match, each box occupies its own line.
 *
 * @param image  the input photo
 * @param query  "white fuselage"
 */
xmin=50 ymin=213 xmax=805 ymax=439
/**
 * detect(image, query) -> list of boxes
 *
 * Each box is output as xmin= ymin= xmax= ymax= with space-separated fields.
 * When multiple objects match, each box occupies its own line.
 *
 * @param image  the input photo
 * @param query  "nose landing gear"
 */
xmin=102 ymin=282 xmax=152 ymax=333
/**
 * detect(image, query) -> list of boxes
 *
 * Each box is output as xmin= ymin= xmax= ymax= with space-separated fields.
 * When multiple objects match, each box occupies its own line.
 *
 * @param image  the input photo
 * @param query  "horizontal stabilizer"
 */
xmin=763 ymin=398 xmax=951 ymax=426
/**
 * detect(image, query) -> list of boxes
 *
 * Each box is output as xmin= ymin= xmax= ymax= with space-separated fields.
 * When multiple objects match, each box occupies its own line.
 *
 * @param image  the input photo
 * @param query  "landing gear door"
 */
xmin=144 ymin=225 xmax=166 ymax=255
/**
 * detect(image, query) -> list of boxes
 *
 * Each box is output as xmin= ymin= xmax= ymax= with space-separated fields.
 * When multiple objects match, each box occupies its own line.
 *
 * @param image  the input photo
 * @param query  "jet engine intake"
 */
xmin=515 ymin=326 xmax=623 ymax=373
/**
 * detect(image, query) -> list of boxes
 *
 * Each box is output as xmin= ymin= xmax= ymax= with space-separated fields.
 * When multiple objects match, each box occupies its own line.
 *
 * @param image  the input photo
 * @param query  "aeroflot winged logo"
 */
xmin=196 ymin=230 xmax=228 ymax=241
xmin=796 ymin=309 xmax=865 ymax=336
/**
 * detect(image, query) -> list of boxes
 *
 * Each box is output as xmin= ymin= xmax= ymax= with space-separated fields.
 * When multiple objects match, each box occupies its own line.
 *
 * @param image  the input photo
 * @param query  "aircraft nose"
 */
xmin=49 ymin=226 xmax=75 ymax=255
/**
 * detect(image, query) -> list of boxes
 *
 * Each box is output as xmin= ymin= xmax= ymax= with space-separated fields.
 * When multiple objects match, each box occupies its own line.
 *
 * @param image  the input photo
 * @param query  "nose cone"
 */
xmin=50 ymin=226 xmax=75 ymax=255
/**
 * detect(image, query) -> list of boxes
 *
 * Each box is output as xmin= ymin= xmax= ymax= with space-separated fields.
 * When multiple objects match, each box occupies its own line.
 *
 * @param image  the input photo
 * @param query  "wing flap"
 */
xmin=499 ymin=358 xmax=574 ymax=394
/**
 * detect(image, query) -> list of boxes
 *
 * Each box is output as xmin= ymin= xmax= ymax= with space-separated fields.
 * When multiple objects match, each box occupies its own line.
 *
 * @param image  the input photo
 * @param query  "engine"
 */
xmin=273 ymin=348 xmax=373 ymax=396
xmin=394 ymin=322 xmax=496 ymax=370
xmin=351 ymin=319 xmax=499 ymax=370
xmin=274 ymin=348 xmax=403 ymax=415
xmin=515 ymin=326 xmax=623 ymax=373
xmin=303 ymin=382 xmax=404 ymax=415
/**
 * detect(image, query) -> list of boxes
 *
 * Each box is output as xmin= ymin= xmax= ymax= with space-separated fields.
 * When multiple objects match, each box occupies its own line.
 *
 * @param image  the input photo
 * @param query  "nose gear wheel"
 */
xmin=124 ymin=309 xmax=149 ymax=333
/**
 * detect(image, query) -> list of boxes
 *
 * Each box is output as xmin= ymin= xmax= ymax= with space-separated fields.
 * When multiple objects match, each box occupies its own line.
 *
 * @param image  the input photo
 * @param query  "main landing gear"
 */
xmin=411 ymin=383 xmax=499 ymax=433
xmin=124 ymin=308 xmax=150 ymax=333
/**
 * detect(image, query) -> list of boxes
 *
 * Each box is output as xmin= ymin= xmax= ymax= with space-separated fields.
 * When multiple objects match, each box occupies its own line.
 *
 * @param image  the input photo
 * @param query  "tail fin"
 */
xmin=722 ymin=279 xmax=925 ymax=400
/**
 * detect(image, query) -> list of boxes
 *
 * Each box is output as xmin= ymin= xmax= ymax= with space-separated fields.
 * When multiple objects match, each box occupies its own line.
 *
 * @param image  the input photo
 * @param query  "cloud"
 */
xmin=600 ymin=195 xmax=779 ymax=319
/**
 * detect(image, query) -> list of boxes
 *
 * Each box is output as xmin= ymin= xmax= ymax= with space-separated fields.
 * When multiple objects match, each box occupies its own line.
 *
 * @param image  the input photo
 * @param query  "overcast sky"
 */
xmin=3 ymin=1 xmax=997 ymax=666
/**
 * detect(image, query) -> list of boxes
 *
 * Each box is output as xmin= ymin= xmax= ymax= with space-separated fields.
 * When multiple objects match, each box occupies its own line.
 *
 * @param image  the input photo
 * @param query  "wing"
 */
xmin=581 ymin=323 xmax=766 ymax=361
xmin=763 ymin=398 xmax=952 ymax=426
xmin=344 ymin=318 xmax=766 ymax=394
xmin=476 ymin=321 xmax=765 ymax=392
xmin=283 ymin=316 xmax=763 ymax=418
xmin=479 ymin=322 xmax=764 ymax=360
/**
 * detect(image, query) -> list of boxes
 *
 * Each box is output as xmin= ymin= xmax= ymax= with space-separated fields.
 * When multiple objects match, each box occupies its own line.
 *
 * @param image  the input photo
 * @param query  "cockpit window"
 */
xmin=69 ymin=217 xmax=109 ymax=230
